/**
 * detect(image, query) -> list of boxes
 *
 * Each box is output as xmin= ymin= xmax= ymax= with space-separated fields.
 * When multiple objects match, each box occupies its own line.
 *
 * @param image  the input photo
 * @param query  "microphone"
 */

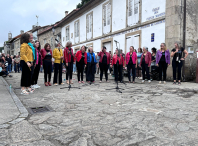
xmin=55 ymin=38 xmax=59 ymax=42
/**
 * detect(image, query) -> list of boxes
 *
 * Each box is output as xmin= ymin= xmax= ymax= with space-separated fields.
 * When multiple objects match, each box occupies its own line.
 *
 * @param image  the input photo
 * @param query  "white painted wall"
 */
xmin=61 ymin=0 xmax=166 ymax=55
xmin=141 ymin=22 xmax=165 ymax=52
xmin=142 ymin=0 xmax=166 ymax=23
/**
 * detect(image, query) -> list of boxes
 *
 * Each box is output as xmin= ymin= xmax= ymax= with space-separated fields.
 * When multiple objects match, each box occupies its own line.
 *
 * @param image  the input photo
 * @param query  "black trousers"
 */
xmin=66 ymin=62 xmax=73 ymax=80
xmin=43 ymin=60 xmax=52 ymax=83
xmin=53 ymin=63 xmax=62 ymax=84
xmin=32 ymin=63 xmax=40 ymax=85
xmin=20 ymin=60 xmax=31 ymax=87
xmin=30 ymin=63 xmax=35 ymax=85
xmin=172 ymin=61 xmax=183 ymax=81
xmin=141 ymin=63 xmax=150 ymax=80
xmin=127 ymin=63 xmax=136 ymax=82
xmin=159 ymin=61 xmax=168 ymax=81
xmin=86 ymin=63 xmax=96 ymax=82
xmin=99 ymin=62 xmax=109 ymax=81
xmin=114 ymin=64 xmax=123 ymax=82
xmin=76 ymin=62 xmax=85 ymax=81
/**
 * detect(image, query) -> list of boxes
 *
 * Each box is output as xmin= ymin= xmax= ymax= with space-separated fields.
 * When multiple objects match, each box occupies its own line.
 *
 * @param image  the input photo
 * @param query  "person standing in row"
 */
xmin=14 ymin=55 xmax=20 ymax=73
xmin=31 ymin=41 xmax=42 ymax=88
xmin=171 ymin=42 xmax=188 ymax=85
xmin=75 ymin=46 xmax=87 ymax=83
xmin=137 ymin=48 xmax=143 ymax=79
xmin=98 ymin=46 xmax=111 ymax=83
xmin=126 ymin=46 xmax=137 ymax=83
xmin=111 ymin=49 xmax=124 ymax=83
xmin=20 ymin=33 xmax=34 ymax=95
xmin=96 ymin=52 xmax=100 ymax=74
xmin=86 ymin=47 xmax=97 ymax=83
xmin=41 ymin=43 xmax=52 ymax=86
xmin=27 ymin=33 xmax=36 ymax=89
xmin=156 ymin=43 xmax=170 ymax=84
xmin=53 ymin=43 xmax=64 ymax=86
xmin=64 ymin=41 xmax=75 ymax=84
xmin=139 ymin=47 xmax=152 ymax=83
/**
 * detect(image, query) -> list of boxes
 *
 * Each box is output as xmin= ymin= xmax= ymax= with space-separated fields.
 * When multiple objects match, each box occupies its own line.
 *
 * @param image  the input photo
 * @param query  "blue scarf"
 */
xmin=28 ymin=43 xmax=35 ymax=60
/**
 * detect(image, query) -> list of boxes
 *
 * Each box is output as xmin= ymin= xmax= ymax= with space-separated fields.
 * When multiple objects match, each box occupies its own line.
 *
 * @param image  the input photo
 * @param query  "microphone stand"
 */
xmin=106 ymin=41 xmax=125 ymax=93
xmin=54 ymin=39 xmax=80 ymax=91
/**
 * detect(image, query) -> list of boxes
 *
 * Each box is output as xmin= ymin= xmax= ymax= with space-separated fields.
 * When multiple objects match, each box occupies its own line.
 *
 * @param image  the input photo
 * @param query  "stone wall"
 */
xmin=38 ymin=27 xmax=61 ymax=50
xmin=165 ymin=0 xmax=198 ymax=81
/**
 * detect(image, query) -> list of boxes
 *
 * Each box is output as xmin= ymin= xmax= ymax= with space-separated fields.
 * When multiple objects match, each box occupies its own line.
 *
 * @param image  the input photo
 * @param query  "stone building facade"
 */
xmin=56 ymin=0 xmax=198 ymax=81
xmin=37 ymin=23 xmax=61 ymax=50
xmin=165 ymin=0 xmax=198 ymax=81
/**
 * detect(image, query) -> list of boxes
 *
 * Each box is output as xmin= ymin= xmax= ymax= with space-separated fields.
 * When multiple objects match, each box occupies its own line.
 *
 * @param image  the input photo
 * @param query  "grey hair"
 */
xmin=143 ymin=46 xmax=148 ymax=51
xmin=66 ymin=41 xmax=72 ymax=48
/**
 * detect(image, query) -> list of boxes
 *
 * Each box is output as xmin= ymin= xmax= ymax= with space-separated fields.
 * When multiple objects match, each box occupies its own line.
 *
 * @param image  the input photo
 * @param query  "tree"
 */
xmin=76 ymin=0 xmax=91 ymax=8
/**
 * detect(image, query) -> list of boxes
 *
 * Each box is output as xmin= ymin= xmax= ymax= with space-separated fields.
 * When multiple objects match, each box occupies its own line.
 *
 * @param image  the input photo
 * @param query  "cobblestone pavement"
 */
xmin=1 ymin=73 xmax=198 ymax=146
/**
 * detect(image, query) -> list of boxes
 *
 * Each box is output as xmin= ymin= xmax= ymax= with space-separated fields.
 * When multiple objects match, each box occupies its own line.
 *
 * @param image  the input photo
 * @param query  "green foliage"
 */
xmin=76 ymin=0 xmax=91 ymax=8
xmin=0 ymin=47 xmax=4 ymax=53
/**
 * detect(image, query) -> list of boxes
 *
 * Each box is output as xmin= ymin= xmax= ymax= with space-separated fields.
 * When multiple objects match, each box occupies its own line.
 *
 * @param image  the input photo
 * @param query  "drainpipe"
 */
xmin=182 ymin=0 xmax=186 ymax=81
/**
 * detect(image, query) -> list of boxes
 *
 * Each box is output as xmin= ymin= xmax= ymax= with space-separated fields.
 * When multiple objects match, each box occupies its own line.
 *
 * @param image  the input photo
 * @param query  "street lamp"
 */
xmin=36 ymin=15 xmax=39 ymax=26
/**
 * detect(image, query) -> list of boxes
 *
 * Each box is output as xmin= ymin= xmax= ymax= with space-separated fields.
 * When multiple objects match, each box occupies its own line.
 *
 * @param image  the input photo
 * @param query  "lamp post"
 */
xmin=36 ymin=15 xmax=39 ymax=26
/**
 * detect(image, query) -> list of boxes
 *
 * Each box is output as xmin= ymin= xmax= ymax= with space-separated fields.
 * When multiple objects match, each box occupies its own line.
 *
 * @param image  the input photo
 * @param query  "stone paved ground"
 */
xmin=1 ymin=72 xmax=198 ymax=146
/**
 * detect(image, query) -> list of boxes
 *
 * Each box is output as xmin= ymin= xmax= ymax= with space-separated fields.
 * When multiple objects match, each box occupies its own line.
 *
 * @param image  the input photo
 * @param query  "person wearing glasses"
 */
xmin=156 ymin=43 xmax=170 ymax=84
xmin=139 ymin=47 xmax=152 ymax=83
xmin=171 ymin=42 xmax=188 ymax=85
xmin=125 ymin=46 xmax=137 ymax=83
xmin=41 ymin=43 xmax=53 ymax=86
xmin=98 ymin=46 xmax=111 ymax=83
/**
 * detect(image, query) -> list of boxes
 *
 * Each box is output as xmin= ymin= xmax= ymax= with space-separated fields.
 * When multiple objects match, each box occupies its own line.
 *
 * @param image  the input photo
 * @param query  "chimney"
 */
xmin=20 ymin=30 xmax=24 ymax=34
xmin=65 ymin=11 xmax=69 ymax=16
xmin=8 ymin=32 xmax=12 ymax=41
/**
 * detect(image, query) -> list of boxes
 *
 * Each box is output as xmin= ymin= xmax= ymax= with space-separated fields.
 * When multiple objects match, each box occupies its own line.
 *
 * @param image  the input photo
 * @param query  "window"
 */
xmin=103 ymin=1 xmax=111 ymax=34
xmin=127 ymin=0 xmax=139 ymax=26
xmin=86 ymin=12 xmax=93 ymax=40
xmin=66 ymin=26 xmax=70 ymax=41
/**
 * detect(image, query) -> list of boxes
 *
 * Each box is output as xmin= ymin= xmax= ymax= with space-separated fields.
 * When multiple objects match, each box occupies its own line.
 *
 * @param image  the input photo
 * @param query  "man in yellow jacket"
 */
xmin=53 ymin=43 xmax=64 ymax=85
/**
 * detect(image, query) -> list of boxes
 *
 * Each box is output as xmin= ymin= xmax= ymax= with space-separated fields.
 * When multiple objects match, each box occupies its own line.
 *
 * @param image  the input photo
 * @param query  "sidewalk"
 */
xmin=0 ymin=77 xmax=28 ymax=128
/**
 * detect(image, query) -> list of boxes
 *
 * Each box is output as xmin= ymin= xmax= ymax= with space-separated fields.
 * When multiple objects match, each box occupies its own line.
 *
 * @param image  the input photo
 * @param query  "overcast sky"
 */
xmin=0 ymin=0 xmax=81 ymax=47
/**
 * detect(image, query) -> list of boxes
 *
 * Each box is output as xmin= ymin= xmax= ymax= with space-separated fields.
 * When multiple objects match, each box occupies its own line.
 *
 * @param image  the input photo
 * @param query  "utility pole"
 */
xmin=182 ymin=0 xmax=186 ymax=81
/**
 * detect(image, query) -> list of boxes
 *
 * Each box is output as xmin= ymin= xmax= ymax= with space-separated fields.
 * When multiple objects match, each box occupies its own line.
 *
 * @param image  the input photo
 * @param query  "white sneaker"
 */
xmin=141 ymin=80 xmax=145 ymax=83
xmin=35 ymin=84 xmax=40 ymax=88
xmin=31 ymin=85 xmax=35 ymax=89
xmin=139 ymin=77 xmax=142 ymax=79
xmin=164 ymin=81 xmax=166 ymax=84
xmin=110 ymin=74 xmax=111 ymax=75
xmin=148 ymin=80 xmax=151 ymax=83
xmin=159 ymin=81 xmax=161 ymax=84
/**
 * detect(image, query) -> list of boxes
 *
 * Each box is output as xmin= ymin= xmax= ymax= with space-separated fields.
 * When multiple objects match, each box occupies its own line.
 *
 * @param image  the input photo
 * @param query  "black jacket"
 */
xmin=6 ymin=57 xmax=12 ymax=64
